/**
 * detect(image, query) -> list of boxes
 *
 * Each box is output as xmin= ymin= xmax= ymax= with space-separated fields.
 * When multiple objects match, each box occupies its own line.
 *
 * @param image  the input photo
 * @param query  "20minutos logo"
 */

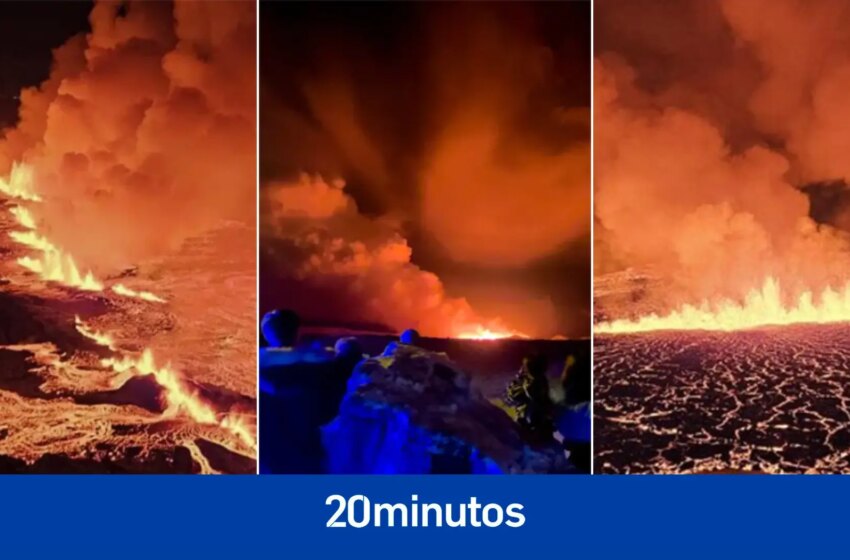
xmin=326 ymin=494 xmax=526 ymax=528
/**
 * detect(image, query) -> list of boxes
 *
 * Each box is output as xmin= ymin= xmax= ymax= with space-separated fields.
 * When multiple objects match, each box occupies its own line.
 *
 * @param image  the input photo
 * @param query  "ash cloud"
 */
xmin=596 ymin=0 xmax=850 ymax=309
xmin=261 ymin=2 xmax=590 ymax=339
xmin=0 ymin=0 xmax=256 ymax=270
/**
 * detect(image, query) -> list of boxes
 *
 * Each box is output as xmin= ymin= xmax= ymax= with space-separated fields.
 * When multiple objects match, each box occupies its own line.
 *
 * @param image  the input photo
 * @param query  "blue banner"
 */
xmin=1 ymin=475 xmax=844 ymax=558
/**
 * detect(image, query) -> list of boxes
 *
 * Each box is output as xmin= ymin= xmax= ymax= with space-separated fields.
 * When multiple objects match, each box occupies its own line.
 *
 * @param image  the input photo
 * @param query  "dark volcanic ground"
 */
xmin=595 ymin=324 xmax=850 ymax=474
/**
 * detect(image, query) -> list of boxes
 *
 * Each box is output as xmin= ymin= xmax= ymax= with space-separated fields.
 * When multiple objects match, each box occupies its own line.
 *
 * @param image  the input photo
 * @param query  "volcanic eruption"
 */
xmin=261 ymin=2 xmax=590 ymax=341
xmin=0 ymin=0 xmax=256 ymax=474
xmin=595 ymin=0 xmax=850 ymax=474
xmin=259 ymin=2 xmax=591 ymax=475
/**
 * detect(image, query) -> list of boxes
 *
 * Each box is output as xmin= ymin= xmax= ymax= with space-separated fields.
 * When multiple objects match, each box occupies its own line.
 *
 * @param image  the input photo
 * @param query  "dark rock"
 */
xmin=323 ymin=345 xmax=572 ymax=474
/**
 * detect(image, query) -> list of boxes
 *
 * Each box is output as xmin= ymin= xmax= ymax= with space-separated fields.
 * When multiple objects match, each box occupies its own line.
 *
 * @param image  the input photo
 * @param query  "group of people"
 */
xmin=259 ymin=309 xmax=362 ymax=473
xmin=259 ymin=308 xmax=590 ymax=473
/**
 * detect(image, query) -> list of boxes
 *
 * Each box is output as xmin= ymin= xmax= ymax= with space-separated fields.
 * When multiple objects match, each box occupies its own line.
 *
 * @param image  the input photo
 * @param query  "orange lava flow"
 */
xmin=102 ymin=349 xmax=256 ymax=449
xmin=596 ymin=277 xmax=850 ymax=334
xmin=10 ymin=228 xmax=104 ymax=291
xmin=2 ymin=164 xmax=164 ymax=301
xmin=455 ymin=325 xmax=523 ymax=340
xmin=3 ymin=166 xmax=103 ymax=291
xmin=112 ymin=283 xmax=166 ymax=303
xmin=0 ymin=162 xmax=41 ymax=201
xmin=9 ymin=205 xmax=35 ymax=229
xmin=74 ymin=315 xmax=117 ymax=350
xmin=87 ymin=332 xmax=256 ymax=449
xmin=2 ymin=162 xmax=253 ymax=466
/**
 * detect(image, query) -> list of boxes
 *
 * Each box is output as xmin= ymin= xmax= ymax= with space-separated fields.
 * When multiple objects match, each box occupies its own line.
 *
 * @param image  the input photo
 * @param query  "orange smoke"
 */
xmin=0 ymin=0 xmax=256 ymax=272
xmin=595 ymin=1 xmax=850 ymax=321
xmin=721 ymin=0 xmax=850 ymax=184
xmin=264 ymin=175 xmax=517 ymax=338
xmin=263 ymin=4 xmax=589 ymax=338
xmin=420 ymin=14 xmax=589 ymax=268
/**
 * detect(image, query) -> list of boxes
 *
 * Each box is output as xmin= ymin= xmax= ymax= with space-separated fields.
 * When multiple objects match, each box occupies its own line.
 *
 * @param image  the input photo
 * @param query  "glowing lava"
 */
xmin=16 ymin=249 xmax=104 ymax=291
xmin=455 ymin=325 xmax=521 ymax=340
xmin=10 ymin=227 xmax=103 ymax=290
xmin=112 ymin=283 xmax=166 ymax=303
xmin=102 ymin=348 xmax=256 ymax=448
xmin=596 ymin=277 xmax=850 ymax=334
xmin=9 ymin=206 xmax=35 ymax=229
xmin=2 ymin=164 xmax=164 ymax=301
xmin=74 ymin=315 xmax=117 ymax=351
xmin=0 ymin=162 xmax=40 ymax=201
xmin=94 ymin=339 xmax=256 ymax=449
xmin=3 ymin=167 xmax=103 ymax=291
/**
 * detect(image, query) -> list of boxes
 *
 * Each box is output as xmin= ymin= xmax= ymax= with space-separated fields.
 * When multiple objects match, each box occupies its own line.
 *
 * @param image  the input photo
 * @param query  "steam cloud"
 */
xmin=262 ymin=3 xmax=590 ymax=338
xmin=596 ymin=0 xmax=850 ymax=309
xmin=0 ymin=1 xmax=256 ymax=270
xmin=264 ymin=175 xmax=496 ymax=336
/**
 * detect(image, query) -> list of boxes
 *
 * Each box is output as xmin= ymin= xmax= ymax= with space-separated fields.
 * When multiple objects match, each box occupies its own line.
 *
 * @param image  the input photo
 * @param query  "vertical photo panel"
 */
xmin=594 ymin=0 xmax=850 ymax=474
xmin=0 ymin=1 xmax=257 ymax=473
xmin=259 ymin=1 xmax=591 ymax=474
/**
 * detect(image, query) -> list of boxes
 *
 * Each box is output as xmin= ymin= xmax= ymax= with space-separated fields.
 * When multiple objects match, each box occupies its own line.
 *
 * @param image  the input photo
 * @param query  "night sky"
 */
xmin=261 ymin=1 xmax=591 ymax=338
xmin=0 ymin=1 xmax=92 ymax=128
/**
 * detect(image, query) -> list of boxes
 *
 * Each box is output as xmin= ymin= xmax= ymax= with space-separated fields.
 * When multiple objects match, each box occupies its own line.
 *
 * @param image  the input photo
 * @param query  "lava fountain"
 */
xmin=596 ymin=277 xmax=850 ymax=334
xmin=0 ymin=163 xmax=40 ymax=201
xmin=3 ymin=163 xmax=164 ymax=301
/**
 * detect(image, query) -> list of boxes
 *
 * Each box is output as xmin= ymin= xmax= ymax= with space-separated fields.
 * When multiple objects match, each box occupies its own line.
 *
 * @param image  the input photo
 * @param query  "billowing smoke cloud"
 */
xmin=262 ymin=3 xmax=590 ymax=338
xmin=595 ymin=0 xmax=850 ymax=310
xmin=263 ymin=175 xmax=505 ymax=337
xmin=0 ymin=1 xmax=255 ymax=270
xmin=721 ymin=0 xmax=850 ymax=184
xmin=419 ymin=12 xmax=589 ymax=268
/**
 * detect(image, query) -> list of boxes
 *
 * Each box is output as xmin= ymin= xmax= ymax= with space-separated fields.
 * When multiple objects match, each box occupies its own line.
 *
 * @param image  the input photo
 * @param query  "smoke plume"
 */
xmin=0 ymin=0 xmax=256 ymax=271
xmin=595 ymin=0 xmax=850 ymax=310
xmin=262 ymin=2 xmax=590 ymax=338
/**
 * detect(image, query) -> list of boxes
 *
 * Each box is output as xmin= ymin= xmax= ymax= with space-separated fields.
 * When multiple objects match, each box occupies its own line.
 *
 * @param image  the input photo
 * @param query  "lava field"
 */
xmin=595 ymin=324 xmax=850 ymax=474
xmin=0 ymin=200 xmax=256 ymax=473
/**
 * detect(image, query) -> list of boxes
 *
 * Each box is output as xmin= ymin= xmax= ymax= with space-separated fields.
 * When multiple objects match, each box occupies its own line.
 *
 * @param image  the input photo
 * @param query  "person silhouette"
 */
xmin=317 ymin=337 xmax=365 ymax=424
xmin=505 ymin=353 xmax=554 ymax=441
xmin=259 ymin=309 xmax=329 ymax=474
xmin=381 ymin=328 xmax=421 ymax=357
xmin=261 ymin=309 xmax=300 ymax=348
xmin=399 ymin=328 xmax=420 ymax=345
